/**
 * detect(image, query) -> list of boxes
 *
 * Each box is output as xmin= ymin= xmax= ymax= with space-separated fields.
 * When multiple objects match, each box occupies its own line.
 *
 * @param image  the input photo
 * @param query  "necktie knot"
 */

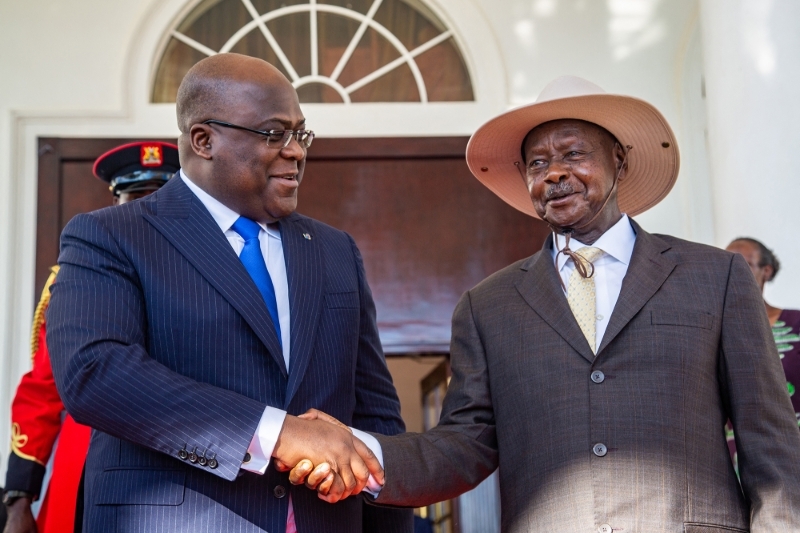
xmin=568 ymin=246 xmax=604 ymax=354
xmin=232 ymin=216 xmax=261 ymax=243
xmin=574 ymin=246 xmax=604 ymax=269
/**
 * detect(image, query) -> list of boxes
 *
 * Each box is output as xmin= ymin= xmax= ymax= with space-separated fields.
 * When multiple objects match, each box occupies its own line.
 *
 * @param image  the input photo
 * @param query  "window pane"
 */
xmin=349 ymin=62 xmax=419 ymax=102
xmin=251 ymin=0 xmax=308 ymax=13
xmin=336 ymin=26 xmax=401 ymax=88
xmin=265 ymin=12 xmax=312 ymax=77
xmin=177 ymin=0 xmax=250 ymax=52
xmin=318 ymin=0 xmax=374 ymax=15
xmin=296 ymin=83 xmax=345 ymax=103
xmin=152 ymin=38 xmax=208 ymax=103
xmin=415 ymin=38 xmax=474 ymax=101
xmin=227 ymin=26 xmax=293 ymax=80
xmin=317 ymin=11 xmax=361 ymax=78
xmin=374 ymin=0 xmax=444 ymax=52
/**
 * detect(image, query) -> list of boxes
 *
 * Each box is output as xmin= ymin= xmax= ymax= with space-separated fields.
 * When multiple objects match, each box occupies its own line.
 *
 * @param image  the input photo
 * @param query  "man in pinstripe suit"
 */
xmin=47 ymin=53 xmax=412 ymax=532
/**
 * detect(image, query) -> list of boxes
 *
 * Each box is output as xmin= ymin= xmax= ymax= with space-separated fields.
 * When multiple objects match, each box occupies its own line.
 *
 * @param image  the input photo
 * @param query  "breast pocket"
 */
xmin=651 ymin=310 xmax=714 ymax=330
xmin=325 ymin=291 xmax=359 ymax=309
xmin=684 ymin=523 xmax=748 ymax=533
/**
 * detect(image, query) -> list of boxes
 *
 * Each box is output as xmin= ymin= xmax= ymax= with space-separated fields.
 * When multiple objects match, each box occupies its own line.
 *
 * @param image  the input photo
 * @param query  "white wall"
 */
xmin=476 ymin=0 xmax=709 ymax=238
xmin=0 ymin=0 xmax=717 ymax=468
xmin=700 ymin=0 xmax=800 ymax=308
xmin=0 ymin=0 xmax=159 ymax=475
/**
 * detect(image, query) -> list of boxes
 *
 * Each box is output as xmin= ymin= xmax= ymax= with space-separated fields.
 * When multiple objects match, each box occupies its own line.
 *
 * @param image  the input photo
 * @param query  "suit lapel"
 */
xmin=143 ymin=177 xmax=287 ymax=375
xmin=596 ymin=222 xmax=675 ymax=354
xmin=515 ymin=235 xmax=596 ymax=363
xmin=280 ymin=214 xmax=324 ymax=407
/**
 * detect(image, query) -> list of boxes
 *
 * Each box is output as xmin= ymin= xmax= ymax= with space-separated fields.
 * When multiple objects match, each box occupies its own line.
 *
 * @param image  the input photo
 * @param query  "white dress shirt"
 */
xmin=180 ymin=172 xmax=382 ymax=490
xmin=551 ymin=214 xmax=637 ymax=349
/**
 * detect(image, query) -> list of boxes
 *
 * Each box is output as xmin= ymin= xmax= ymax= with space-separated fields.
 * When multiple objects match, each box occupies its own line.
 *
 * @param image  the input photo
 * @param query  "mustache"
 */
xmin=544 ymin=182 xmax=576 ymax=200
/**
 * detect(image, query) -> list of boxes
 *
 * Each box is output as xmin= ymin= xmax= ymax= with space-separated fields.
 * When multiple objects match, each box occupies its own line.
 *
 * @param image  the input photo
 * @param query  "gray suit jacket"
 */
xmin=374 ymin=222 xmax=800 ymax=533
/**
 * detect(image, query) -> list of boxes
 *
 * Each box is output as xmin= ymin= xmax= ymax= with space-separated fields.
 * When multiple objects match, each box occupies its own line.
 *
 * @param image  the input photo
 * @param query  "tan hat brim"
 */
xmin=466 ymin=94 xmax=680 ymax=219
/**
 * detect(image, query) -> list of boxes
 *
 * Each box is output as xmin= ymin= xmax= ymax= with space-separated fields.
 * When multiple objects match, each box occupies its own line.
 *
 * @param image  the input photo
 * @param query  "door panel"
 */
xmin=300 ymin=138 xmax=548 ymax=352
xmin=60 ymin=162 xmax=114 ymax=229
xmin=36 ymin=138 xmax=175 ymax=299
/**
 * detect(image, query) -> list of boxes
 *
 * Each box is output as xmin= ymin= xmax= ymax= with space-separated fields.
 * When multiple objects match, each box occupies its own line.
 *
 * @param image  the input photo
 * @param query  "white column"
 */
xmin=700 ymin=0 xmax=800 ymax=307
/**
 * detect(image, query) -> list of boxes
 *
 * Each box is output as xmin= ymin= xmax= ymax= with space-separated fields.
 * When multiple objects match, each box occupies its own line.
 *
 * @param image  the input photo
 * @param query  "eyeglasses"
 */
xmin=202 ymin=119 xmax=315 ymax=149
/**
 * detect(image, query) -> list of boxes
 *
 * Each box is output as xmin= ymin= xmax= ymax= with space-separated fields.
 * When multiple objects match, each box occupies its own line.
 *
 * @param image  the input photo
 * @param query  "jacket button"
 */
xmin=598 ymin=524 xmax=613 ymax=533
xmin=274 ymin=485 xmax=287 ymax=499
xmin=188 ymin=451 xmax=198 ymax=463
xmin=198 ymin=456 xmax=208 ymax=466
xmin=178 ymin=449 xmax=188 ymax=460
xmin=208 ymin=458 xmax=218 ymax=469
xmin=591 ymin=370 xmax=605 ymax=383
xmin=593 ymin=443 xmax=608 ymax=457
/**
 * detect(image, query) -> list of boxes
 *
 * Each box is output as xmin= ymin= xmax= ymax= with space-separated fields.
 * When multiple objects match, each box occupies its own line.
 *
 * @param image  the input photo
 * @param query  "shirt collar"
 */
xmin=180 ymin=170 xmax=280 ymax=239
xmin=552 ymin=214 xmax=636 ymax=271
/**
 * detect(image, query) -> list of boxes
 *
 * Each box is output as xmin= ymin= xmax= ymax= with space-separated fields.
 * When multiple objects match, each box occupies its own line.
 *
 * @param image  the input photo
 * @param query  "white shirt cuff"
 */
xmin=350 ymin=427 xmax=384 ymax=496
xmin=242 ymin=406 xmax=287 ymax=475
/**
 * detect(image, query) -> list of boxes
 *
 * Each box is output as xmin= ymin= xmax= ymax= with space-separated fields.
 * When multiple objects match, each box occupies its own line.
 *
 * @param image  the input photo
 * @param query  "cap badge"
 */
xmin=141 ymin=145 xmax=163 ymax=167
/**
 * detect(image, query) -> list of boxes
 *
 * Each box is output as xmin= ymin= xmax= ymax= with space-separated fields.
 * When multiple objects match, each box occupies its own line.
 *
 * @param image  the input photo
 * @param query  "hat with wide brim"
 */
xmin=466 ymin=76 xmax=680 ymax=219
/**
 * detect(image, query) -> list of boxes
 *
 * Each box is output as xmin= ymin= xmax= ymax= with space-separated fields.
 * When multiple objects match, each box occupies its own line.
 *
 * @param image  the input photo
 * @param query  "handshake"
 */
xmin=272 ymin=409 xmax=383 ymax=503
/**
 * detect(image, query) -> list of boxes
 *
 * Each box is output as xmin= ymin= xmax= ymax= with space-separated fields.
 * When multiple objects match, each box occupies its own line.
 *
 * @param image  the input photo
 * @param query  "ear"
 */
xmin=764 ymin=264 xmax=775 ymax=282
xmin=188 ymin=124 xmax=214 ymax=160
xmin=613 ymin=143 xmax=629 ymax=182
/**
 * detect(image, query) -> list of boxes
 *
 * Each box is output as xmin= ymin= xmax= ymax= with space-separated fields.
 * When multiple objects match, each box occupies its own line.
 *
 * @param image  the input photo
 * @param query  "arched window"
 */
xmin=152 ymin=0 xmax=474 ymax=104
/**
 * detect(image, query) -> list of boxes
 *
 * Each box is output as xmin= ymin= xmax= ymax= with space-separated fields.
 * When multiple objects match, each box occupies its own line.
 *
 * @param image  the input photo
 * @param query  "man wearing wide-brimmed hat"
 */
xmin=296 ymin=76 xmax=800 ymax=532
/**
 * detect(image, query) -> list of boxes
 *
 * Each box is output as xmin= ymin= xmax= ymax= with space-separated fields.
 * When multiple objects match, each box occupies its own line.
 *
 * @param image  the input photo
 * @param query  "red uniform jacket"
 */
xmin=5 ymin=267 xmax=91 ymax=533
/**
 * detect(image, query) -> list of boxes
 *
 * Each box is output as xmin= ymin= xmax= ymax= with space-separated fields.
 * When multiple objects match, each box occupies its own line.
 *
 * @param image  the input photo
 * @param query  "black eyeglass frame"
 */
xmin=201 ymin=119 xmax=315 ymax=148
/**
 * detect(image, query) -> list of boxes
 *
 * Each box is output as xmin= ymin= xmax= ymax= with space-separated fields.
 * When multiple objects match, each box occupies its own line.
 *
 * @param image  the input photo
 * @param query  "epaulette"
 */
xmin=29 ymin=266 xmax=59 ymax=361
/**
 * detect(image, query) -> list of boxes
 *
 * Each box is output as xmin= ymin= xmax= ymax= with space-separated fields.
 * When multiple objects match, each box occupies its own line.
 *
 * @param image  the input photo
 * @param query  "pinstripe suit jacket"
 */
xmin=374 ymin=223 xmax=800 ymax=533
xmin=47 ymin=176 xmax=412 ymax=533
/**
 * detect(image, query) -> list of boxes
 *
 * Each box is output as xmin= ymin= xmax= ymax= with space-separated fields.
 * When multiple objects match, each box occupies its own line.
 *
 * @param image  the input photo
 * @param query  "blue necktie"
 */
xmin=231 ymin=217 xmax=282 ymax=346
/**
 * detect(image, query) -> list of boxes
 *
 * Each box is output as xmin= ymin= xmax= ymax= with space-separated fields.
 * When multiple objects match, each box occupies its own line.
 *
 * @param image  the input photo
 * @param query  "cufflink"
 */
xmin=302 ymin=233 xmax=311 ymax=240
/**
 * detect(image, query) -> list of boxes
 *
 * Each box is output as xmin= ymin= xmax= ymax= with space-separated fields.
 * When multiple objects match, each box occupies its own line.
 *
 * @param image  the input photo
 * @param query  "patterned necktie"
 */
xmin=231 ymin=217 xmax=282 ymax=345
xmin=567 ymin=246 xmax=604 ymax=353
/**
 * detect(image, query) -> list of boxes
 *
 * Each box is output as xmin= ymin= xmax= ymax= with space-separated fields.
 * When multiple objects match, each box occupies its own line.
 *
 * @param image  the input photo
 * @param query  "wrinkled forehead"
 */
xmin=521 ymin=119 xmax=619 ymax=159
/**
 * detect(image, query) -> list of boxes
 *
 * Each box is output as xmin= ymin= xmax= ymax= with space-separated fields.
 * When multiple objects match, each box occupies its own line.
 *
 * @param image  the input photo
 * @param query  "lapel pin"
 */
xmin=303 ymin=233 xmax=312 ymax=240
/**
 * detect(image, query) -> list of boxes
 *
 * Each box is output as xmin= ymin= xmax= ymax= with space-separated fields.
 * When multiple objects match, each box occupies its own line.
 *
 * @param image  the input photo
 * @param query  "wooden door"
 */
xmin=299 ymin=137 xmax=548 ymax=353
xmin=35 ymin=138 xmax=176 ymax=298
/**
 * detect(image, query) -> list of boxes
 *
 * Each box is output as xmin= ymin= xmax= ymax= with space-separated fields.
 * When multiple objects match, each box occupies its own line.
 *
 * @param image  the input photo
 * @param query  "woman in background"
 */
xmin=725 ymin=238 xmax=800 ymax=471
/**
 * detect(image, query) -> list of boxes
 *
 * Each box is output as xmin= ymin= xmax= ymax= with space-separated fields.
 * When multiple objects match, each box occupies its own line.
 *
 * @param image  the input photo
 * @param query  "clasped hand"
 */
xmin=272 ymin=409 xmax=382 ymax=503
